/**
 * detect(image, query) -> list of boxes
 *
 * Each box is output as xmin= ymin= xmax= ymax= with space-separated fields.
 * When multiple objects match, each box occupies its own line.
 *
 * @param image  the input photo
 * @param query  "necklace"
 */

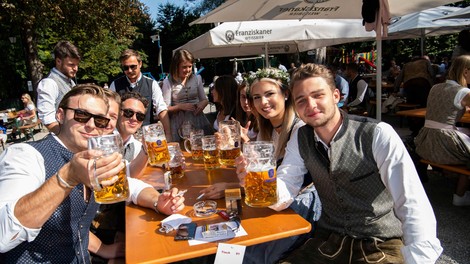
xmin=273 ymin=123 xmax=282 ymax=129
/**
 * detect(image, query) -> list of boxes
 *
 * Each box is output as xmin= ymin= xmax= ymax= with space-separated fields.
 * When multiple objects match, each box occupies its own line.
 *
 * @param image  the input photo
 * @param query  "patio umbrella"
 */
xmin=190 ymin=0 xmax=459 ymax=121
xmin=177 ymin=19 xmax=375 ymax=61
xmin=435 ymin=5 xmax=470 ymax=20
xmin=387 ymin=6 xmax=469 ymax=55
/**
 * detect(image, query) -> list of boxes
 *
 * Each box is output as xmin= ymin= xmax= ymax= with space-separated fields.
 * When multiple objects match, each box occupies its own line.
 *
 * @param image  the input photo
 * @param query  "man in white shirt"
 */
xmin=236 ymin=64 xmax=442 ymax=263
xmin=37 ymin=40 xmax=80 ymax=134
xmin=0 ymin=84 xmax=184 ymax=262
xmin=110 ymin=49 xmax=171 ymax=140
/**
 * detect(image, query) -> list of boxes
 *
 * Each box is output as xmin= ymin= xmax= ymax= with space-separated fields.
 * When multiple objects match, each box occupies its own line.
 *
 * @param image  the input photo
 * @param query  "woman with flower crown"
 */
xmin=198 ymin=68 xmax=321 ymax=264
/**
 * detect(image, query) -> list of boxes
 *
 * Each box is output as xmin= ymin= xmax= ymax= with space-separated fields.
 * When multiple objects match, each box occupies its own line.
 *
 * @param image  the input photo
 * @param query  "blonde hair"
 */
xmin=21 ymin=93 xmax=33 ymax=105
xmin=249 ymin=78 xmax=295 ymax=160
xmin=447 ymin=55 xmax=470 ymax=87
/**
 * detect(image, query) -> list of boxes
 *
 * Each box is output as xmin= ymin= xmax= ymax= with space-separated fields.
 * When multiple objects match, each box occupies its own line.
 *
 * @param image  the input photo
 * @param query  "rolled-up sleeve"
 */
xmin=0 ymin=144 xmax=45 ymax=252
xmin=127 ymin=177 xmax=153 ymax=205
xmin=152 ymin=81 xmax=168 ymax=115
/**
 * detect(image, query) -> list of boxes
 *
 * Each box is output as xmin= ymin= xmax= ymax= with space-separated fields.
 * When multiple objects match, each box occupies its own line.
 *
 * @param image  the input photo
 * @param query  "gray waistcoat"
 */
xmin=46 ymin=70 xmax=74 ymax=111
xmin=298 ymin=113 xmax=402 ymax=240
xmin=0 ymin=135 xmax=98 ymax=263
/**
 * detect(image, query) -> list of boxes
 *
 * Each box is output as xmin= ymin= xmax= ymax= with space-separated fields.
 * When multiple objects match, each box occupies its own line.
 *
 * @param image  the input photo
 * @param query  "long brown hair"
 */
xmin=447 ymin=55 xmax=470 ymax=87
xmin=169 ymin=49 xmax=194 ymax=84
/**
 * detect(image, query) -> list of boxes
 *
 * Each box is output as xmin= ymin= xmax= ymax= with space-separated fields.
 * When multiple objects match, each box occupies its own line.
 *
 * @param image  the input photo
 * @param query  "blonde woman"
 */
xmin=162 ymin=49 xmax=212 ymax=141
xmin=11 ymin=93 xmax=38 ymax=138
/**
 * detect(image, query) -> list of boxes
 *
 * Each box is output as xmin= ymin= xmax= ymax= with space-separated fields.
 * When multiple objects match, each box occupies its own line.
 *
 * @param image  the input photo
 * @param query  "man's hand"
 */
xmin=156 ymin=188 xmax=185 ymax=215
xmin=235 ymin=155 xmax=248 ymax=187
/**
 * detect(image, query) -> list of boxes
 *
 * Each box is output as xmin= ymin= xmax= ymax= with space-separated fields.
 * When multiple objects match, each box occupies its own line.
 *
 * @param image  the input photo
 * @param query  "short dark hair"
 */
xmin=121 ymin=92 xmax=149 ymax=110
xmin=119 ymin=49 xmax=142 ymax=63
xmin=54 ymin=40 xmax=81 ymax=61
xmin=58 ymin=83 xmax=108 ymax=110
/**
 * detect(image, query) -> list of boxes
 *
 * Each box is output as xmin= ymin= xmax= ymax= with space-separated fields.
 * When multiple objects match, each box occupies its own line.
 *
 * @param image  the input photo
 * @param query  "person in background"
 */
xmin=236 ymin=80 xmax=258 ymax=142
xmin=330 ymin=65 xmax=349 ymax=108
xmin=162 ymin=49 xmax=212 ymax=141
xmin=387 ymin=59 xmax=401 ymax=83
xmin=452 ymin=30 xmax=470 ymax=61
xmin=37 ymin=40 xmax=80 ymax=134
xmin=345 ymin=62 xmax=369 ymax=115
xmin=11 ymin=93 xmax=38 ymax=139
xmin=237 ymin=63 xmax=442 ymax=263
xmin=415 ymin=55 xmax=470 ymax=206
xmin=211 ymin=75 xmax=238 ymax=131
xmin=393 ymin=55 xmax=434 ymax=136
xmin=110 ymin=49 xmax=171 ymax=140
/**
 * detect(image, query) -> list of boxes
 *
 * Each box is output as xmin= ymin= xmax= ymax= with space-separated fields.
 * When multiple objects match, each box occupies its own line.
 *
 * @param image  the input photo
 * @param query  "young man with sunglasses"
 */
xmin=0 ymin=84 xmax=184 ymax=262
xmin=37 ymin=40 xmax=81 ymax=135
xmin=110 ymin=49 xmax=172 ymax=141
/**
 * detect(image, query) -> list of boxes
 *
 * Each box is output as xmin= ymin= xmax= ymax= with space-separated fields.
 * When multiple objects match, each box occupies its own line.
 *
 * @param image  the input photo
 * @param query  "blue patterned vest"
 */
xmin=0 ymin=135 xmax=99 ymax=263
xmin=298 ymin=112 xmax=402 ymax=240
xmin=113 ymin=75 xmax=154 ymax=125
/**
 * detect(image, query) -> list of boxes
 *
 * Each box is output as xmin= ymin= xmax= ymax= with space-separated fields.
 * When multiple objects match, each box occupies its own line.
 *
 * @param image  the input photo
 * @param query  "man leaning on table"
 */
xmin=236 ymin=64 xmax=442 ymax=263
xmin=0 ymin=84 xmax=184 ymax=263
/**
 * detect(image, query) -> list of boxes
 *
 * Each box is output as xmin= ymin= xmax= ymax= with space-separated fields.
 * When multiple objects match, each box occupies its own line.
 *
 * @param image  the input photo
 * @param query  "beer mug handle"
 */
xmin=183 ymin=139 xmax=191 ymax=153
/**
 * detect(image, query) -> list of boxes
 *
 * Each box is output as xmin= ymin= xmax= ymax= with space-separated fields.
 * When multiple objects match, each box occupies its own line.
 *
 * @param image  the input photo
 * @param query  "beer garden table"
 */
xmin=125 ymin=154 xmax=312 ymax=263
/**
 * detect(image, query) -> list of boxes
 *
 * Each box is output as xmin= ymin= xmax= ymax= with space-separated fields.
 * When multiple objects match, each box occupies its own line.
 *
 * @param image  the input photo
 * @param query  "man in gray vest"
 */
xmin=236 ymin=64 xmax=442 ymax=263
xmin=110 ymin=49 xmax=171 ymax=141
xmin=37 ymin=40 xmax=80 ymax=135
xmin=0 ymin=84 xmax=185 ymax=263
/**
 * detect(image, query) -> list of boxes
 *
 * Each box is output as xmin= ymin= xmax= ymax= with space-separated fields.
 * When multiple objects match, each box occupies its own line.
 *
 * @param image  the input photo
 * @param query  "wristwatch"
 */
xmin=153 ymin=200 xmax=160 ymax=214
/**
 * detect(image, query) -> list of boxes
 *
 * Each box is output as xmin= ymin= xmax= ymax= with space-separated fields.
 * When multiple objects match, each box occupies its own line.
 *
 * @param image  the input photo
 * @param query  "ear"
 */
xmin=333 ymin=88 xmax=341 ymax=104
xmin=56 ymin=107 xmax=65 ymax=124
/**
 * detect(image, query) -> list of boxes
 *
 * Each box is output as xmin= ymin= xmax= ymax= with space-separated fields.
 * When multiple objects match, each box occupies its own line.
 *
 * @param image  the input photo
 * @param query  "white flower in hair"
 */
xmin=246 ymin=67 xmax=290 ymax=87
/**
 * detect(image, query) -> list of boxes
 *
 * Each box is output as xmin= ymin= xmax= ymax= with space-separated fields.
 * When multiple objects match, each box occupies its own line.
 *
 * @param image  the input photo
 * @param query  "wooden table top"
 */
xmin=126 ymin=156 xmax=312 ymax=264
xmin=396 ymin=108 xmax=470 ymax=124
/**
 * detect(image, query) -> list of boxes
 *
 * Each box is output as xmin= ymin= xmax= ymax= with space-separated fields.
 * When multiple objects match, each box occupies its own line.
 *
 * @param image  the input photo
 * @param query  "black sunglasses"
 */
xmin=122 ymin=108 xmax=146 ymax=122
xmin=63 ymin=107 xmax=110 ymax=128
xmin=121 ymin=64 xmax=138 ymax=71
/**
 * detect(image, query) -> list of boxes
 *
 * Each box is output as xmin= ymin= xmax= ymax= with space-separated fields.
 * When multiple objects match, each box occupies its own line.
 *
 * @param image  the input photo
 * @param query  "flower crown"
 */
xmin=245 ymin=68 xmax=290 ymax=88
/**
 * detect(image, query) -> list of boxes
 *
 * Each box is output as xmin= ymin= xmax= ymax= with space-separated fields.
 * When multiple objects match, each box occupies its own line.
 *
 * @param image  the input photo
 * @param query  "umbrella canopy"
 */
xmin=190 ymin=0 xmax=457 ymax=25
xmin=435 ymin=5 xmax=470 ymax=20
xmin=387 ymin=6 xmax=469 ymax=55
xmin=177 ymin=19 xmax=375 ymax=59
xmin=190 ymin=0 xmax=459 ymax=121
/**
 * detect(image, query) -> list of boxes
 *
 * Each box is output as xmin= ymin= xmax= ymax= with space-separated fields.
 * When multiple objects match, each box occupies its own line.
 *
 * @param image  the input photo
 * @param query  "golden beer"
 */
xmin=94 ymin=165 xmax=129 ymax=204
xmin=146 ymin=139 xmax=171 ymax=166
xmin=219 ymin=147 xmax=241 ymax=167
xmin=244 ymin=168 xmax=277 ymax=207
xmin=191 ymin=148 xmax=203 ymax=161
xmin=170 ymin=164 xmax=184 ymax=179
xmin=203 ymin=149 xmax=220 ymax=169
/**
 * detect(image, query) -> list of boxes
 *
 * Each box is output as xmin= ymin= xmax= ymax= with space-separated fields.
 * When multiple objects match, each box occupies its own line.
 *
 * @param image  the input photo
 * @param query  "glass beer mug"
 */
xmin=178 ymin=120 xmax=193 ymax=140
xmin=142 ymin=121 xmax=171 ymax=167
xmin=88 ymin=134 xmax=130 ymax=204
xmin=201 ymin=135 xmax=220 ymax=170
xmin=167 ymin=142 xmax=185 ymax=179
xmin=183 ymin=129 xmax=204 ymax=161
xmin=218 ymin=120 xmax=241 ymax=167
xmin=243 ymin=141 xmax=277 ymax=207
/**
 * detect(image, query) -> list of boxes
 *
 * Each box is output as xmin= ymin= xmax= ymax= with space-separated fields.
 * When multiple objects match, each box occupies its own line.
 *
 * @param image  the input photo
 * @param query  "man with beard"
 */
xmin=37 ymin=40 xmax=81 ymax=134
xmin=236 ymin=64 xmax=442 ymax=263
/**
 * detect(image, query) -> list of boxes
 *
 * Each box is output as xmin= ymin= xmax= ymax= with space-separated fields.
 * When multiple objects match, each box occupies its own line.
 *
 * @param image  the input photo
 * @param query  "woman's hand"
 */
xmin=194 ymin=100 xmax=208 ymax=115
xmin=178 ymin=103 xmax=197 ymax=112
xmin=235 ymin=155 xmax=248 ymax=187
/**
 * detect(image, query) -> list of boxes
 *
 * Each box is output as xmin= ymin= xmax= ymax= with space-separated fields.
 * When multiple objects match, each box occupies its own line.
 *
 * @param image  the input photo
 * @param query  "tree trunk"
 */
xmin=21 ymin=17 xmax=43 ymax=97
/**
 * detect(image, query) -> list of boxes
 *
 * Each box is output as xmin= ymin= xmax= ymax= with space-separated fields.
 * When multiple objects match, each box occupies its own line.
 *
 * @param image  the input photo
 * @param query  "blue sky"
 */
xmin=141 ymin=0 xmax=192 ymax=21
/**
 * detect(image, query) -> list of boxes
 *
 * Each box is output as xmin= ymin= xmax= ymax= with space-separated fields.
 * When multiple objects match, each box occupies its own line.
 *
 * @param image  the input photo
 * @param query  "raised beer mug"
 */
xmin=201 ymin=135 xmax=220 ymax=170
xmin=218 ymin=120 xmax=241 ymax=167
xmin=183 ymin=129 xmax=204 ymax=161
xmin=88 ymin=134 xmax=130 ymax=204
xmin=142 ymin=121 xmax=171 ymax=167
xmin=243 ymin=141 xmax=277 ymax=207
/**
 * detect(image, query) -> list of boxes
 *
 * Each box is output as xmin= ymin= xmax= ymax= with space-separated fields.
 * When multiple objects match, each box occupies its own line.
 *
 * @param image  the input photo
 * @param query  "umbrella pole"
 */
xmin=376 ymin=12 xmax=382 ymax=121
xmin=265 ymin=43 xmax=269 ymax=67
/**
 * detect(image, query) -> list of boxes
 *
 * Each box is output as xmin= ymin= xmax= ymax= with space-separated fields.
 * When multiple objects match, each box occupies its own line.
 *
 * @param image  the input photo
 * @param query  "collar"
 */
xmin=51 ymin=67 xmax=73 ymax=83
xmin=126 ymin=73 xmax=143 ymax=86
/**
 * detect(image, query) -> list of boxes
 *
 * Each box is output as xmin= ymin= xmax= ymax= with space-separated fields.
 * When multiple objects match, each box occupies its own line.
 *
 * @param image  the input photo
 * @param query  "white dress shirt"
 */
xmin=0 ymin=135 xmax=151 ymax=252
xmin=272 ymin=121 xmax=443 ymax=264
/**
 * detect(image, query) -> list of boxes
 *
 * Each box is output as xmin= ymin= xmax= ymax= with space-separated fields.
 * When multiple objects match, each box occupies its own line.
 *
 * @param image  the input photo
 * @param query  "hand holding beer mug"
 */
xmin=218 ymin=120 xmax=241 ymax=167
xmin=142 ymin=121 xmax=171 ymax=167
xmin=201 ymin=135 xmax=220 ymax=170
xmin=88 ymin=134 xmax=130 ymax=204
xmin=183 ymin=129 xmax=204 ymax=161
xmin=243 ymin=141 xmax=277 ymax=207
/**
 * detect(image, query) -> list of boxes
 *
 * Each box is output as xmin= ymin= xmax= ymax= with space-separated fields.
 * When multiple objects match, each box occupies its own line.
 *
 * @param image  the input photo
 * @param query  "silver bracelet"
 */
xmin=56 ymin=172 xmax=75 ymax=189
xmin=153 ymin=200 xmax=160 ymax=214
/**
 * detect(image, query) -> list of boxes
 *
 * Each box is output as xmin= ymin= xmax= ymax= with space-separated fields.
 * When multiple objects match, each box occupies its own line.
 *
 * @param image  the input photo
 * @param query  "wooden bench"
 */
xmin=420 ymin=159 xmax=470 ymax=177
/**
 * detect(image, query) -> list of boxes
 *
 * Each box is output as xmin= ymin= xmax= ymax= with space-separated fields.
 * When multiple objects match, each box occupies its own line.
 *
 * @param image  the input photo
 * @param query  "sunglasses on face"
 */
xmin=122 ymin=108 xmax=146 ymax=122
xmin=63 ymin=107 xmax=110 ymax=128
xmin=121 ymin=64 xmax=138 ymax=71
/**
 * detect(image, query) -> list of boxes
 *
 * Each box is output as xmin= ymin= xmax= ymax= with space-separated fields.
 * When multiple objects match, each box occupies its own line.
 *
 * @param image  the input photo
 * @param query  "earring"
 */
xmin=285 ymin=97 xmax=288 ymax=101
